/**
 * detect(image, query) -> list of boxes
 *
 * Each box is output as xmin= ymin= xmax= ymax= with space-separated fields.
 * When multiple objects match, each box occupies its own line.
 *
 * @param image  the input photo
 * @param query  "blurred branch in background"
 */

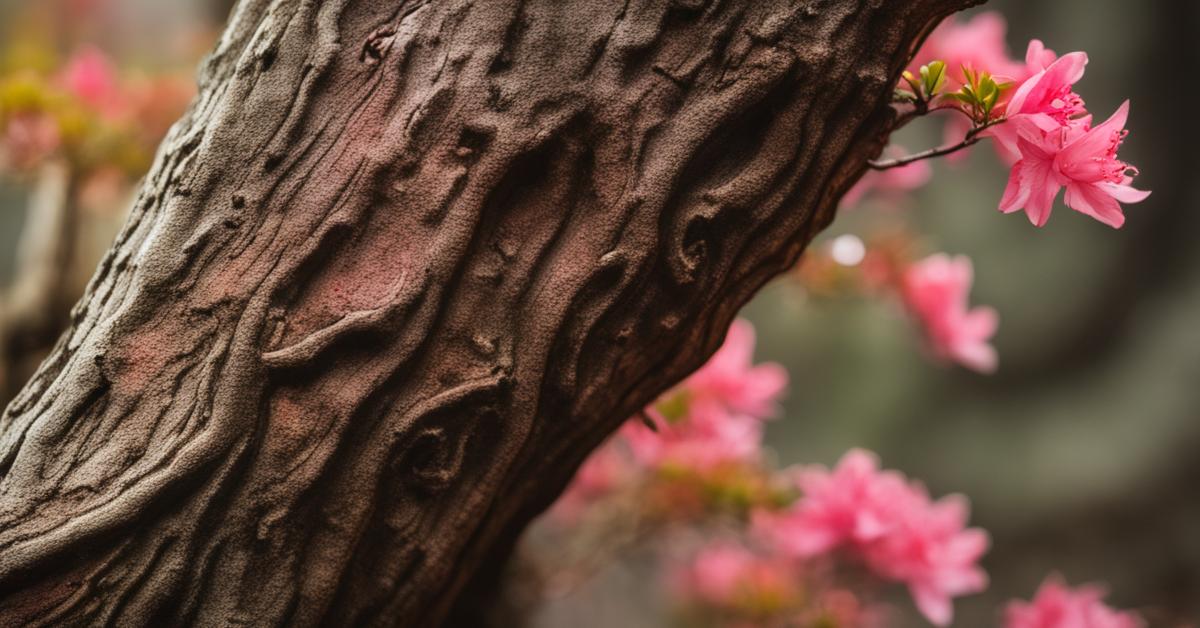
xmin=0 ymin=0 xmax=206 ymax=406
xmin=0 ymin=158 xmax=75 ymax=402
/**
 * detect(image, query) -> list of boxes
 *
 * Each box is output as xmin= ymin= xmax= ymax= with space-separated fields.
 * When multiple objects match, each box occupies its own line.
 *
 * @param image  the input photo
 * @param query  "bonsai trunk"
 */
xmin=0 ymin=0 xmax=976 ymax=625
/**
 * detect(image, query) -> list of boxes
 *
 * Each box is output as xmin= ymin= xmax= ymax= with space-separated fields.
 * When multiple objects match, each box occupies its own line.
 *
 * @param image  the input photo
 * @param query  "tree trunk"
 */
xmin=0 ymin=0 xmax=976 ymax=625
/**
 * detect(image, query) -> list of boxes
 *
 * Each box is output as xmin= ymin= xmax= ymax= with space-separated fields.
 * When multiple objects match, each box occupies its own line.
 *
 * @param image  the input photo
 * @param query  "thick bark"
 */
xmin=0 ymin=0 xmax=976 ymax=625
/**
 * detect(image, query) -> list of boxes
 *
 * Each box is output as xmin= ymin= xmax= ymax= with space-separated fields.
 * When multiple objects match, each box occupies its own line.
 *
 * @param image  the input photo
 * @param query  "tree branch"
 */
xmin=869 ymin=116 xmax=1006 ymax=169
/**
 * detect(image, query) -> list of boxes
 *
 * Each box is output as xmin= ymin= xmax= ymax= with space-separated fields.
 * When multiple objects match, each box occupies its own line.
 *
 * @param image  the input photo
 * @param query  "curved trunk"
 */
xmin=0 ymin=0 xmax=976 ymax=625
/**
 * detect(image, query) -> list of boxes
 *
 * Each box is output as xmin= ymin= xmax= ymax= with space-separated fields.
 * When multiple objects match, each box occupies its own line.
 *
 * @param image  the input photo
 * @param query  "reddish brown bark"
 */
xmin=0 ymin=0 xmax=976 ymax=625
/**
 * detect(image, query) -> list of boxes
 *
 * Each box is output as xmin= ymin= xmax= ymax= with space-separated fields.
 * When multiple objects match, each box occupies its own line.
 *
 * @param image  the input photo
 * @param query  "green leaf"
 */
xmin=655 ymin=390 xmax=691 ymax=424
xmin=922 ymin=60 xmax=946 ymax=97
xmin=944 ymin=91 xmax=973 ymax=105
xmin=961 ymin=65 xmax=977 ymax=88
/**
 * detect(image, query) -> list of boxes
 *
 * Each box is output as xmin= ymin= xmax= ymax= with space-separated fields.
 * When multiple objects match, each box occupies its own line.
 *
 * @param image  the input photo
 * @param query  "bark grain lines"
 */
xmin=0 ymin=0 xmax=976 ymax=625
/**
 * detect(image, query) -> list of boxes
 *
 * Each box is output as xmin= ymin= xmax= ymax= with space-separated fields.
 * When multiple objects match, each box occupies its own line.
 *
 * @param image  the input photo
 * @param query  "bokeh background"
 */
xmin=1 ymin=0 xmax=1196 ymax=625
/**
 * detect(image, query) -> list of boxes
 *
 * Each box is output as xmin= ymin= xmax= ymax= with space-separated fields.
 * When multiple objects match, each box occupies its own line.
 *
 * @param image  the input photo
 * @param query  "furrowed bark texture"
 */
xmin=0 ymin=0 xmax=976 ymax=625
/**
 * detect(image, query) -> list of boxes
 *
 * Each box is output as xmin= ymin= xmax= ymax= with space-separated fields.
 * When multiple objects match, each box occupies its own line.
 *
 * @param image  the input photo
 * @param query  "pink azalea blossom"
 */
xmin=1005 ymin=575 xmax=1144 ymax=628
xmin=620 ymin=404 xmax=764 ymax=472
xmin=802 ymin=589 xmax=887 ymax=628
xmin=620 ymin=319 xmax=786 ymax=471
xmin=862 ymin=492 xmax=990 ymax=626
xmin=999 ymin=101 xmax=1150 ymax=228
xmin=58 ymin=46 xmax=123 ymax=119
xmin=672 ymin=542 xmax=798 ymax=610
xmin=685 ymin=319 xmax=788 ymax=419
xmin=990 ymin=50 xmax=1089 ymax=163
xmin=842 ymin=152 xmax=932 ymax=208
xmin=753 ymin=449 xmax=989 ymax=626
xmin=549 ymin=440 xmax=629 ymax=522
xmin=902 ymin=254 xmax=998 ymax=373
xmin=0 ymin=113 xmax=62 ymax=171
xmin=752 ymin=449 xmax=916 ymax=557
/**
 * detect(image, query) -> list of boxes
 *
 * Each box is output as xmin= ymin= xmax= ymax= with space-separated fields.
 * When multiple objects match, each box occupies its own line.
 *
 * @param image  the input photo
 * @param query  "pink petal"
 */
xmin=1099 ymin=181 xmax=1151 ymax=204
xmin=999 ymin=164 xmax=1030 ymax=214
xmin=1059 ymin=100 xmax=1130 ymax=167
xmin=1007 ymin=52 xmax=1087 ymax=115
xmin=912 ymin=584 xmax=954 ymax=626
xmin=963 ymin=306 xmax=999 ymax=339
xmin=1064 ymin=182 xmax=1125 ymax=228
xmin=1016 ymin=146 xmax=1061 ymax=227
xmin=1024 ymin=39 xmax=1057 ymax=70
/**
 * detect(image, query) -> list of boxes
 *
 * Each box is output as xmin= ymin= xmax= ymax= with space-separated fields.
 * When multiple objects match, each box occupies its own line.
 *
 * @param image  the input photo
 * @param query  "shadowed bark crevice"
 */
xmin=0 ymin=0 xmax=979 ymax=625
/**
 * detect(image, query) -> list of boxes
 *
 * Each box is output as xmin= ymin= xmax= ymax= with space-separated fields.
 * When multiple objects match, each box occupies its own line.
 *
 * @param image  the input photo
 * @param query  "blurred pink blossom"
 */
xmin=548 ymin=441 xmax=629 ymax=522
xmin=909 ymin=11 xmax=1027 ymax=91
xmin=902 ymin=254 xmax=998 ymax=373
xmin=753 ymin=449 xmax=989 ymax=626
xmin=0 ymin=113 xmax=61 ymax=171
xmin=685 ymin=319 xmax=788 ymax=419
xmin=1005 ymin=575 xmax=1144 ymax=628
xmin=58 ymin=46 xmax=123 ymax=119
xmin=672 ymin=542 xmax=798 ymax=611
xmin=620 ymin=319 xmax=785 ymax=471
xmin=803 ymin=588 xmax=886 ymax=628
xmin=620 ymin=405 xmax=765 ymax=472
xmin=841 ymin=154 xmax=932 ymax=209
xmin=862 ymin=492 xmax=990 ymax=626
xmin=752 ymin=449 xmax=915 ymax=557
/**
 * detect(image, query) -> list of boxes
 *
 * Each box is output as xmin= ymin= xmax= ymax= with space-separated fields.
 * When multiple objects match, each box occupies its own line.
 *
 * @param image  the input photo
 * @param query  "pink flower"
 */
xmin=620 ymin=319 xmax=786 ymax=471
xmin=752 ymin=449 xmax=916 ymax=557
xmin=1023 ymin=40 xmax=1061 ymax=74
xmin=549 ymin=440 xmax=629 ymax=522
xmin=999 ymin=101 xmax=1150 ymax=228
xmin=862 ymin=492 xmax=990 ymax=626
xmin=620 ymin=405 xmax=765 ymax=471
xmin=1005 ymin=575 xmax=1144 ymax=628
xmin=803 ymin=589 xmax=887 ymax=628
xmin=672 ymin=542 xmax=798 ymax=610
xmin=753 ymin=449 xmax=990 ymax=626
xmin=910 ymin=12 xmax=1026 ymax=92
xmin=0 ymin=113 xmax=61 ymax=171
xmin=842 ymin=153 xmax=932 ymax=208
xmin=686 ymin=319 xmax=788 ymax=419
xmin=990 ymin=50 xmax=1089 ymax=163
xmin=58 ymin=46 xmax=123 ymax=119
xmin=902 ymin=254 xmax=998 ymax=373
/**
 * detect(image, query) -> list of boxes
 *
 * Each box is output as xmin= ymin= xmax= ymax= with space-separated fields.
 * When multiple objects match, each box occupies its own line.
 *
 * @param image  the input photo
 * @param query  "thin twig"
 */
xmin=889 ymin=100 xmax=976 ymax=132
xmin=869 ymin=116 xmax=1007 ymax=170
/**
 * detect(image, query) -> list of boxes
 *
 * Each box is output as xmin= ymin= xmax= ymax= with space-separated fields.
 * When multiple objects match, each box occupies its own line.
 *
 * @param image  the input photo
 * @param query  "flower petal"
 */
xmin=1098 ymin=181 xmax=1151 ymax=204
xmin=1059 ymin=100 xmax=1129 ymax=167
xmin=1064 ymin=181 xmax=1125 ymax=228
